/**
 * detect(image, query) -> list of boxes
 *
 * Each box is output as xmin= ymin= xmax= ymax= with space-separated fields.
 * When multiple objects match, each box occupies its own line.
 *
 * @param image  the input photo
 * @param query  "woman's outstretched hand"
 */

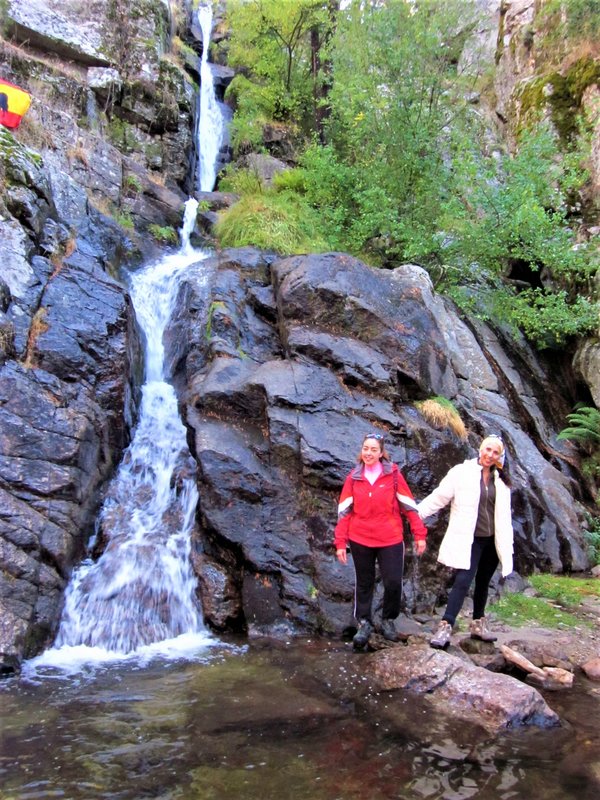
xmin=336 ymin=548 xmax=348 ymax=565
xmin=414 ymin=540 xmax=427 ymax=556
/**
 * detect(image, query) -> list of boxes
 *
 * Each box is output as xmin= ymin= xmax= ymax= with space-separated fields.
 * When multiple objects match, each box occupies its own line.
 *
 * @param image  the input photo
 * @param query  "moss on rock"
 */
xmin=517 ymin=57 xmax=600 ymax=142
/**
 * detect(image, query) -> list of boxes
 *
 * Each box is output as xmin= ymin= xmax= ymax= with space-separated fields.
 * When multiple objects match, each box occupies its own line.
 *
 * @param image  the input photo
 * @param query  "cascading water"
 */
xmin=28 ymin=2 xmax=228 ymax=669
xmin=43 ymin=200 xmax=210 ymax=658
xmin=197 ymin=3 xmax=224 ymax=192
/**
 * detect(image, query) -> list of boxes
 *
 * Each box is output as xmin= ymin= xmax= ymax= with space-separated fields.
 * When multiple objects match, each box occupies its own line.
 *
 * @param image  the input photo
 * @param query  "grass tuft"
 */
xmin=214 ymin=192 xmax=330 ymax=255
xmin=415 ymin=396 xmax=467 ymax=439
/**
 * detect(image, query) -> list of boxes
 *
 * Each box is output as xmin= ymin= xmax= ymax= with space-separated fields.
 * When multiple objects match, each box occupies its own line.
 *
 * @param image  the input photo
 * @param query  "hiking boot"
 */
xmin=429 ymin=619 xmax=452 ymax=649
xmin=470 ymin=617 xmax=497 ymax=642
xmin=380 ymin=618 xmax=400 ymax=642
xmin=353 ymin=619 xmax=373 ymax=649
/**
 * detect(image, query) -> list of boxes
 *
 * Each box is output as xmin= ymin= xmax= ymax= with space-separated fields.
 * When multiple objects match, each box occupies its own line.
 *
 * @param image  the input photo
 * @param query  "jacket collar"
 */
xmin=351 ymin=460 xmax=394 ymax=480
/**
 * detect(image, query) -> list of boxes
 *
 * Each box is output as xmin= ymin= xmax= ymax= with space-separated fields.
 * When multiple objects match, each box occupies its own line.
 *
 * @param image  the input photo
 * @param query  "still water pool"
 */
xmin=1 ymin=637 xmax=598 ymax=800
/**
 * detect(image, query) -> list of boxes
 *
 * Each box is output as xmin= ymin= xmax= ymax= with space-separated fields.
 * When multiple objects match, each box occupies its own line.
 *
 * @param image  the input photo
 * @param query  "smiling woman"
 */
xmin=334 ymin=432 xmax=427 ymax=648
xmin=417 ymin=435 xmax=515 ymax=649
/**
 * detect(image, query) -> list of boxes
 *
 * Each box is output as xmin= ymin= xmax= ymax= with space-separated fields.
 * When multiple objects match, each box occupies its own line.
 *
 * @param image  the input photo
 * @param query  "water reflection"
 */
xmin=1 ymin=639 xmax=599 ymax=800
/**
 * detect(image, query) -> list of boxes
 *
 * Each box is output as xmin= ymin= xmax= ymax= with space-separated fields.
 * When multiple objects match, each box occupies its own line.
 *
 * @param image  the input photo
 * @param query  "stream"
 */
xmin=1 ymin=637 xmax=599 ymax=800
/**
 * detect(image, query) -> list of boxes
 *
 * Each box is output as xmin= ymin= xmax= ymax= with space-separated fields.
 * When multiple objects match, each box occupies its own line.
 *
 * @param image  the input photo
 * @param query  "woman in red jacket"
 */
xmin=334 ymin=433 xmax=427 ymax=649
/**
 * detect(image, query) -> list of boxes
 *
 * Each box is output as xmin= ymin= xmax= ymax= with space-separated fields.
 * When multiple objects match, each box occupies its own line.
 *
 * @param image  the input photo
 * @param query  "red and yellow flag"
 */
xmin=0 ymin=79 xmax=31 ymax=129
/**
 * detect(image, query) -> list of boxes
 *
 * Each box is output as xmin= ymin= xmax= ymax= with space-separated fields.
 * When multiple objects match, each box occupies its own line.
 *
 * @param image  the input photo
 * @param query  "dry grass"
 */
xmin=415 ymin=397 xmax=467 ymax=440
xmin=16 ymin=111 xmax=55 ymax=152
xmin=50 ymin=237 xmax=77 ymax=278
xmin=23 ymin=307 xmax=49 ymax=368
xmin=67 ymin=143 xmax=89 ymax=167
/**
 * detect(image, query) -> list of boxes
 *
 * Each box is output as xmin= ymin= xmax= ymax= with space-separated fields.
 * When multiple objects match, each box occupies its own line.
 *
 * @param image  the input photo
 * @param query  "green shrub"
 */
xmin=148 ymin=224 xmax=178 ymax=244
xmin=583 ymin=514 xmax=600 ymax=565
xmin=115 ymin=211 xmax=134 ymax=230
xmin=218 ymin=166 xmax=264 ymax=195
xmin=215 ymin=192 xmax=330 ymax=255
xmin=273 ymin=169 xmax=307 ymax=194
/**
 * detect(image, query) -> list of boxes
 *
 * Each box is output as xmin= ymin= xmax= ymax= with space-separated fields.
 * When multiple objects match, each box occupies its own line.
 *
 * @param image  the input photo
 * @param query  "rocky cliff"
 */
xmin=0 ymin=0 xmax=597 ymax=673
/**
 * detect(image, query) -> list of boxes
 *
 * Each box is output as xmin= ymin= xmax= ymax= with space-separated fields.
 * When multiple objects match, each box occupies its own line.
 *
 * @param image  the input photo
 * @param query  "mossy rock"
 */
xmin=517 ymin=57 xmax=600 ymax=142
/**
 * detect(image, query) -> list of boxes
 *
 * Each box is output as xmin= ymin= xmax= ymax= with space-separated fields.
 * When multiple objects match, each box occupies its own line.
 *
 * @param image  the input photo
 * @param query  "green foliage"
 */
xmin=115 ymin=211 xmax=134 ymax=230
xmin=222 ymin=0 xmax=598 ymax=350
xmin=225 ymin=0 xmax=331 ymax=151
xmin=148 ymin=224 xmax=178 ymax=244
xmin=441 ymin=122 xmax=599 ymax=347
xmin=528 ymin=574 xmax=600 ymax=606
xmin=558 ymin=404 xmax=600 ymax=446
xmin=218 ymin=165 xmax=264 ymax=195
xmin=205 ymin=300 xmax=226 ymax=342
xmin=539 ymin=0 xmax=600 ymax=57
xmin=214 ymin=191 xmax=330 ymax=255
xmin=272 ymin=168 xmax=308 ymax=194
xmin=490 ymin=592 xmax=588 ymax=628
xmin=558 ymin=405 xmax=600 ymax=503
xmin=583 ymin=514 xmax=600 ymax=564
xmin=124 ymin=174 xmax=143 ymax=194
xmin=225 ymin=74 xmax=273 ymax=155
xmin=484 ymin=288 xmax=599 ymax=347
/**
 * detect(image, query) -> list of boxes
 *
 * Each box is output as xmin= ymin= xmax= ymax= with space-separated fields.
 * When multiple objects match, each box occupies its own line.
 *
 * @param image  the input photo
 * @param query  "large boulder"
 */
xmin=6 ymin=0 xmax=111 ymax=66
xmin=364 ymin=645 xmax=560 ymax=733
xmin=164 ymin=248 xmax=590 ymax=636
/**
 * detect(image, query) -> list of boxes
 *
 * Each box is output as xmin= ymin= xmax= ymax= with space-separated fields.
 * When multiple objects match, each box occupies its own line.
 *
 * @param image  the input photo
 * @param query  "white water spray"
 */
xmin=27 ymin=7 xmax=230 ymax=671
xmin=36 ymin=200 xmax=212 ymax=663
xmin=197 ymin=3 xmax=224 ymax=191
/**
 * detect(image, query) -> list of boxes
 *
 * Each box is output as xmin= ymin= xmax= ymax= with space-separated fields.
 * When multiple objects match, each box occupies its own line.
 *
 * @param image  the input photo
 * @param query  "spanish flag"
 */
xmin=0 ymin=79 xmax=31 ymax=130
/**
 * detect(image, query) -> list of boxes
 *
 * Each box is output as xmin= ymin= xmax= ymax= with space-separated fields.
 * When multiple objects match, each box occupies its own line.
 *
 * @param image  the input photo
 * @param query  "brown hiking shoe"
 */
xmin=470 ymin=617 xmax=497 ymax=642
xmin=430 ymin=619 xmax=452 ymax=649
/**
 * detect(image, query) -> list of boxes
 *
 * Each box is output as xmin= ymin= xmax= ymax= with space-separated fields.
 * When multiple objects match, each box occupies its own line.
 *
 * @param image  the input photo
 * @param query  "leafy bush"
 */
xmin=558 ymin=404 xmax=600 ymax=446
xmin=583 ymin=515 xmax=600 ymax=565
xmin=148 ymin=224 xmax=178 ymax=244
xmin=272 ymin=168 xmax=307 ymax=194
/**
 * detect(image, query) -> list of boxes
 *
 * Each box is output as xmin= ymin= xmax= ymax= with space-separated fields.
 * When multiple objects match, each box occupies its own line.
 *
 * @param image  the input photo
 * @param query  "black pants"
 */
xmin=349 ymin=540 xmax=405 ymax=622
xmin=443 ymin=536 xmax=499 ymax=626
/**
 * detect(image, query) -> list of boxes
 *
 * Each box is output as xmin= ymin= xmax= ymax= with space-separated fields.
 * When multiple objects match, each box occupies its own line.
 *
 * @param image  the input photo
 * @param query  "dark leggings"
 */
xmin=443 ymin=536 xmax=499 ymax=626
xmin=349 ymin=540 xmax=405 ymax=622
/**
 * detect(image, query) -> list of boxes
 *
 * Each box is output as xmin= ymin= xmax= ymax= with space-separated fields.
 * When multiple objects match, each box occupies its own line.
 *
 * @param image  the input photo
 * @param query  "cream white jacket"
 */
xmin=417 ymin=458 xmax=514 ymax=576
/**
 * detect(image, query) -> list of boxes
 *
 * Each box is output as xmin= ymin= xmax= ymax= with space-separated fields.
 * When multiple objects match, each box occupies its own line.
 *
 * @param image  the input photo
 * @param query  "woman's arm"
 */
xmin=416 ymin=467 xmax=457 ymax=520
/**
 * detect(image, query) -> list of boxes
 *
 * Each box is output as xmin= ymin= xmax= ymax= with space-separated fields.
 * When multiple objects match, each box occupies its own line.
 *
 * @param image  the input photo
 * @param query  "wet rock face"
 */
xmin=0 ymin=128 xmax=142 ymax=674
xmin=165 ymin=248 xmax=590 ymax=637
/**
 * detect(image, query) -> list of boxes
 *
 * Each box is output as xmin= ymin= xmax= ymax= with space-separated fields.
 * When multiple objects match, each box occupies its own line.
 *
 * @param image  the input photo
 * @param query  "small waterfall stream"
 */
xmin=31 ymin=6 xmax=227 ymax=666
xmin=197 ymin=3 xmax=224 ymax=192
xmin=41 ymin=203 xmax=210 ymax=661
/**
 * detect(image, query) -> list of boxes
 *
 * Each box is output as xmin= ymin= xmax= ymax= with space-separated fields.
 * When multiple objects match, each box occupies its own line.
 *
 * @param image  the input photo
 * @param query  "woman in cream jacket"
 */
xmin=417 ymin=435 xmax=513 ymax=649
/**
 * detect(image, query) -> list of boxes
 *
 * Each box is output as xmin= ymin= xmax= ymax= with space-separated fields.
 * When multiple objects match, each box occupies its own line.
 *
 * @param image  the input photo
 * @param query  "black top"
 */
xmin=474 ymin=472 xmax=496 ymax=537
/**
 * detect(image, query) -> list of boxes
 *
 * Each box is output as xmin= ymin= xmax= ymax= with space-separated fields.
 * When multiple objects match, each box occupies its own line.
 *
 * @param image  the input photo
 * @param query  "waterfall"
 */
xmin=25 ymin=8 xmax=229 ymax=673
xmin=32 ymin=201 xmax=213 ymax=665
xmin=197 ymin=3 xmax=224 ymax=192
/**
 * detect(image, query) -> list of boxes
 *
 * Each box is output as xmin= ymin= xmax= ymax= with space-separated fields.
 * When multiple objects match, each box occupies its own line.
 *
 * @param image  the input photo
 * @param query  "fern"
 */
xmin=557 ymin=404 xmax=600 ymax=446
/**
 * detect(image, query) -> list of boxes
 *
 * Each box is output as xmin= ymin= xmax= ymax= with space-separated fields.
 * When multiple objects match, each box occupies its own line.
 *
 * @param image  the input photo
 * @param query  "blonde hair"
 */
xmin=479 ymin=435 xmax=505 ymax=469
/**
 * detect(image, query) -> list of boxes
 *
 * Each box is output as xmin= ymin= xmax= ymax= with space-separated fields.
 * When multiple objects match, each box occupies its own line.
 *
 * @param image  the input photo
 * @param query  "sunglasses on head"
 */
xmin=364 ymin=432 xmax=385 ymax=441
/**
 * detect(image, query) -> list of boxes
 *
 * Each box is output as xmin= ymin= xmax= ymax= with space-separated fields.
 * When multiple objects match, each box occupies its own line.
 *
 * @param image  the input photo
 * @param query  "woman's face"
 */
xmin=479 ymin=441 xmax=503 ymax=468
xmin=361 ymin=437 xmax=383 ymax=465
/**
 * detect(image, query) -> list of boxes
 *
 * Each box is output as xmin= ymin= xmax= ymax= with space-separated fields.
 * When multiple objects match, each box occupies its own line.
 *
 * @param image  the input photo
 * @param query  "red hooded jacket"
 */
xmin=334 ymin=460 xmax=426 ymax=550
